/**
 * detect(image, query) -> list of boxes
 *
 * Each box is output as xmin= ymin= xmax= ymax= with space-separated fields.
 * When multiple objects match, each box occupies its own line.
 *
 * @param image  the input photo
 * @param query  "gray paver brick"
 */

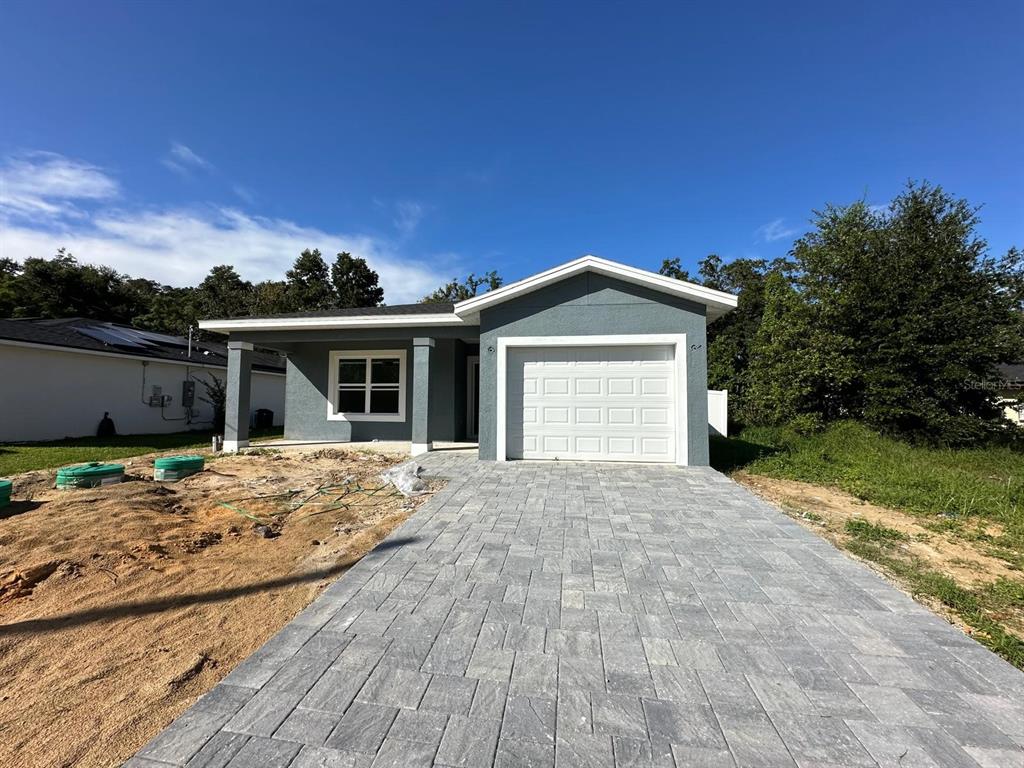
xmin=435 ymin=715 xmax=501 ymax=767
xmin=132 ymin=455 xmax=1024 ymax=767
xmin=325 ymin=703 xmax=398 ymax=754
xmin=224 ymin=736 xmax=301 ymax=767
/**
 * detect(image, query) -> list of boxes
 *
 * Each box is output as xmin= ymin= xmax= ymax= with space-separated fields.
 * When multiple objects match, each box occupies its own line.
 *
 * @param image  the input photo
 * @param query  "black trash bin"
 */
xmin=252 ymin=408 xmax=274 ymax=429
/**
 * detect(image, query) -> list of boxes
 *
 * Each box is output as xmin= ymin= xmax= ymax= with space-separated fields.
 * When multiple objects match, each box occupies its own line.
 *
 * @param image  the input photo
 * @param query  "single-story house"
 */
xmin=997 ymin=364 xmax=1024 ymax=426
xmin=199 ymin=256 xmax=738 ymax=465
xmin=0 ymin=318 xmax=285 ymax=442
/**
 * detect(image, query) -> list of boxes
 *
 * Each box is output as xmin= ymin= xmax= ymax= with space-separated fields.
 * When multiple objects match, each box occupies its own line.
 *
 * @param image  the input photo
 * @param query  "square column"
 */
xmin=224 ymin=340 xmax=253 ymax=452
xmin=411 ymin=337 xmax=434 ymax=456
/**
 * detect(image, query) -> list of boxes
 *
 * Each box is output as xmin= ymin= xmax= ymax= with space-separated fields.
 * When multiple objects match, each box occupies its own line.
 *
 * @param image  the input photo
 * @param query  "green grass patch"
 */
xmin=0 ymin=428 xmax=284 ymax=476
xmin=844 ymin=518 xmax=907 ymax=545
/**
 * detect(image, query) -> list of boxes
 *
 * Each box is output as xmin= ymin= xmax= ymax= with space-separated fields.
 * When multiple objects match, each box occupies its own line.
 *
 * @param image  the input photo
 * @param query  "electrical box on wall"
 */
xmin=182 ymin=380 xmax=196 ymax=408
xmin=148 ymin=385 xmax=172 ymax=408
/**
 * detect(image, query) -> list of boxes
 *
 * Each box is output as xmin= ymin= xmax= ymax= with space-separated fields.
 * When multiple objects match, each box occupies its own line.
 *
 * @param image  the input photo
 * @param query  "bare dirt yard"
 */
xmin=0 ymin=448 xmax=435 ymax=768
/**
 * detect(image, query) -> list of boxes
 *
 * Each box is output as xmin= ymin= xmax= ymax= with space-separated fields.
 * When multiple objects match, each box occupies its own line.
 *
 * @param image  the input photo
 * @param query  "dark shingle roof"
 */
xmin=0 ymin=318 xmax=285 ymax=373
xmin=205 ymin=302 xmax=455 ymax=322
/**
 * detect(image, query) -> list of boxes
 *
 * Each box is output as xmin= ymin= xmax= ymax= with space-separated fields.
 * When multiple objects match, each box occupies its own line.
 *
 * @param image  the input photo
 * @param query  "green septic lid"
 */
xmin=56 ymin=462 xmax=125 ymax=478
xmin=154 ymin=455 xmax=205 ymax=470
xmin=0 ymin=479 xmax=11 ymax=494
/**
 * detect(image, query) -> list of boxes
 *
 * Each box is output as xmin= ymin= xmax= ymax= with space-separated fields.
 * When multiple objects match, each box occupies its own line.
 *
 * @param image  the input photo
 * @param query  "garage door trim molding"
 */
xmin=496 ymin=334 xmax=688 ymax=466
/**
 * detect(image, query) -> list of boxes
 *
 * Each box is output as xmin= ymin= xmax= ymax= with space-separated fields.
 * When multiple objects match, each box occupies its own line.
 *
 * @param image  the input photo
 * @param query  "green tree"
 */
xmin=742 ymin=272 xmax=854 ymax=429
xmin=0 ymin=258 xmax=21 ymax=317
xmin=795 ymin=182 xmax=1023 ymax=443
xmin=421 ymin=271 xmax=503 ymax=303
xmin=331 ymin=252 xmax=384 ymax=308
xmin=193 ymin=265 xmax=253 ymax=319
xmin=133 ymin=286 xmax=200 ymax=337
xmin=285 ymin=249 xmax=336 ymax=311
xmin=249 ymin=280 xmax=291 ymax=315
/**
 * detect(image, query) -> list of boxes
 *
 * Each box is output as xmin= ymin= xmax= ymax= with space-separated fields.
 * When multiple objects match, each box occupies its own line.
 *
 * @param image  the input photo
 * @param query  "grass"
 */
xmin=0 ymin=427 xmax=284 ymax=476
xmin=712 ymin=420 xmax=1024 ymax=670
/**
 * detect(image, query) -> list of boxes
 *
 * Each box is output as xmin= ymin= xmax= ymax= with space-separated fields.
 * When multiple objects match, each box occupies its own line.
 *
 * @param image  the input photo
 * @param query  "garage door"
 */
xmin=506 ymin=345 xmax=677 ymax=462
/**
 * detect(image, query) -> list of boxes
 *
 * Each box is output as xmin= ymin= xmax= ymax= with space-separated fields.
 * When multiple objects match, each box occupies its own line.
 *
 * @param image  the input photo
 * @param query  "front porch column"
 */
xmin=411 ymin=337 xmax=434 ymax=455
xmin=224 ymin=340 xmax=253 ymax=452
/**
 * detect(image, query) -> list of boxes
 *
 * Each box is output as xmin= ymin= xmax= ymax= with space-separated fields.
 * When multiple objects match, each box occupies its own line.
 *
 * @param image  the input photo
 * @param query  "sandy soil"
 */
xmin=0 ymin=448 xmax=435 ymax=768
xmin=736 ymin=471 xmax=1024 ymax=636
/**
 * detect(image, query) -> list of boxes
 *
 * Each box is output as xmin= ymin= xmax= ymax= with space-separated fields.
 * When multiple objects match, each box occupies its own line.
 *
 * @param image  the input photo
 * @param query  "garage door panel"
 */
xmin=507 ymin=344 xmax=677 ymax=463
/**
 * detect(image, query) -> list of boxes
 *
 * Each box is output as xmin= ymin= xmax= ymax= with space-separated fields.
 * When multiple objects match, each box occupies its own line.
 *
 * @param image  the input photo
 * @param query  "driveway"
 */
xmin=129 ymin=454 xmax=1024 ymax=768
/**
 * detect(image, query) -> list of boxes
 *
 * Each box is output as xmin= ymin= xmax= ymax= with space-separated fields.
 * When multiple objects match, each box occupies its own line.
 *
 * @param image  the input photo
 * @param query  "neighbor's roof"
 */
xmin=0 ymin=318 xmax=285 ymax=372
xmin=199 ymin=256 xmax=738 ymax=333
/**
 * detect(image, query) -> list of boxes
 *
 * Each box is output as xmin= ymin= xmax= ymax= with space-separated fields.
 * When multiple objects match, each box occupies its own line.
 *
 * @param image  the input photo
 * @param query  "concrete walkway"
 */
xmin=129 ymin=454 xmax=1024 ymax=768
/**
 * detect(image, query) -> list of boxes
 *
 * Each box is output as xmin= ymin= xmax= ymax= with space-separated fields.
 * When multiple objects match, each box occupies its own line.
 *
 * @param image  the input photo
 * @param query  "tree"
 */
xmin=249 ymin=280 xmax=291 ymax=316
xmin=331 ymin=252 xmax=383 ymax=308
xmin=794 ymin=182 xmax=1023 ymax=443
xmin=421 ymin=271 xmax=503 ymax=303
xmin=193 ymin=265 xmax=252 ymax=319
xmin=285 ymin=249 xmax=335 ymax=311
xmin=133 ymin=287 xmax=200 ymax=337
xmin=742 ymin=272 xmax=854 ymax=429
xmin=0 ymin=258 xmax=21 ymax=317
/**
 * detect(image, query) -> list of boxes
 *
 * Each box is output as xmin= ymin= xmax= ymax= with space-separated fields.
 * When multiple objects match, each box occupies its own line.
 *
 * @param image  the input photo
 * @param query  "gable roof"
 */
xmin=198 ymin=256 xmax=738 ymax=333
xmin=454 ymin=255 xmax=738 ymax=321
xmin=0 ymin=318 xmax=285 ymax=372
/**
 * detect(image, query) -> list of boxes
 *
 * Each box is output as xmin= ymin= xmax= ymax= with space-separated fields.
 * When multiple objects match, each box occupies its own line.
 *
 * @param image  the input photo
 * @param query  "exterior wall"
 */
xmin=280 ymin=336 xmax=466 ymax=443
xmin=478 ymin=272 xmax=711 ymax=465
xmin=0 ymin=343 xmax=284 ymax=442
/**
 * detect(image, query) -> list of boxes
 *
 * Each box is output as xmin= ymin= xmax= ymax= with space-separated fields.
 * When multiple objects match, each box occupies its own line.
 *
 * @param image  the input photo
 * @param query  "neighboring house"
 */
xmin=997 ymin=364 xmax=1024 ymax=425
xmin=0 ymin=318 xmax=285 ymax=442
xmin=200 ymin=256 xmax=737 ymax=465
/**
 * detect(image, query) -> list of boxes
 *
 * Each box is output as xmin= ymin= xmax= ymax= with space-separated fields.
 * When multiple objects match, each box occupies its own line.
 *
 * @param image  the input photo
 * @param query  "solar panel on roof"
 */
xmin=76 ymin=325 xmax=150 ymax=349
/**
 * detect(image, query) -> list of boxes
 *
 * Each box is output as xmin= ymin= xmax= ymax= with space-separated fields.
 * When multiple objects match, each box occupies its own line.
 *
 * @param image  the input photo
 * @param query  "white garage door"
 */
xmin=506 ymin=345 xmax=677 ymax=463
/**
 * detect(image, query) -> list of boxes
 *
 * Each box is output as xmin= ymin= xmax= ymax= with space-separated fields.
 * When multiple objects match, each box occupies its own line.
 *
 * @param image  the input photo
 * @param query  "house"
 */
xmin=199 ymin=256 xmax=738 ymax=464
xmin=997 ymin=364 xmax=1024 ymax=426
xmin=0 ymin=318 xmax=285 ymax=442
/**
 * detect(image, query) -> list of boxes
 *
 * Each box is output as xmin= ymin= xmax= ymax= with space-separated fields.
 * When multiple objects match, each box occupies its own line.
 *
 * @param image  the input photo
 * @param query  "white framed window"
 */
xmin=327 ymin=349 xmax=407 ymax=422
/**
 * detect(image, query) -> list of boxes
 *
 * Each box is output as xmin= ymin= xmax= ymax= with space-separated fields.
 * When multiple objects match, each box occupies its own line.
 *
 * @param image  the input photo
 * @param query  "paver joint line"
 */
xmin=131 ymin=453 xmax=1024 ymax=767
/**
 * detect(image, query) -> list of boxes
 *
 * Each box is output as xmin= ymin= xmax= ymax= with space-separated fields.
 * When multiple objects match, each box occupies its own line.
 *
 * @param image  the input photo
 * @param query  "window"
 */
xmin=328 ymin=350 xmax=407 ymax=422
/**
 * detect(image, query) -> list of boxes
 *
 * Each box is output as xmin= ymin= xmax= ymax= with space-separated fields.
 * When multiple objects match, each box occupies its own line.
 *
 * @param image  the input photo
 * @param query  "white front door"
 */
xmin=506 ymin=344 xmax=677 ymax=462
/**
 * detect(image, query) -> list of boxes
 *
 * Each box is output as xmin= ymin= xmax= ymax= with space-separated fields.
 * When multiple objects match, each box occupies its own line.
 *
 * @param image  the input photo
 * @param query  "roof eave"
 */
xmin=198 ymin=313 xmax=469 ymax=334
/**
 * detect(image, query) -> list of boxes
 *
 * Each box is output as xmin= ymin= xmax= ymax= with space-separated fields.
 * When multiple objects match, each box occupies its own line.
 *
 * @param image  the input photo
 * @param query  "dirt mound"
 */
xmin=0 ymin=448 xmax=436 ymax=768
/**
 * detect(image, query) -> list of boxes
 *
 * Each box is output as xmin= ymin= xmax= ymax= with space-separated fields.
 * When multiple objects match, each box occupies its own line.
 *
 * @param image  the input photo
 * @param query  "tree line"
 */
xmin=661 ymin=181 xmax=1023 ymax=446
xmin=0 ymin=247 xmax=504 ymax=338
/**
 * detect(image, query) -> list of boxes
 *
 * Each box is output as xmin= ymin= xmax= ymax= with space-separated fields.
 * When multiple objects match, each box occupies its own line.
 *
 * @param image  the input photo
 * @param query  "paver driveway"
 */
xmin=130 ymin=454 xmax=1024 ymax=768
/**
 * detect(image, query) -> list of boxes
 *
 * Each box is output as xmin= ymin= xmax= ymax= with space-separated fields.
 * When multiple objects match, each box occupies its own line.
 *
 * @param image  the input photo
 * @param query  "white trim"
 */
xmin=199 ymin=314 xmax=465 ymax=333
xmin=0 ymin=338 xmax=287 ymax=376
xmin=455 ymin=256 xmax=737 ymax=320
xmin=223 ymin=439 xmax=249 ymax=453
xmin=227 ymin=340 xmax=254 ymax=351
xmin=327 ymin=349 xmax=407 ymax=423
xmin=411 ymin=442 xmax=433 ymax=456
xmin=466 ymin=355 xmax=480 ymax=439
xmin=495 ymin=334 xmax=689 ymax=466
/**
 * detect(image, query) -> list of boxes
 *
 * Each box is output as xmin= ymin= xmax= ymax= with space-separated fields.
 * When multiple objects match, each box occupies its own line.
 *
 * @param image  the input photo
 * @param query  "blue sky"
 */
xmin=1 ymin=0 xmax=1021 ymax=304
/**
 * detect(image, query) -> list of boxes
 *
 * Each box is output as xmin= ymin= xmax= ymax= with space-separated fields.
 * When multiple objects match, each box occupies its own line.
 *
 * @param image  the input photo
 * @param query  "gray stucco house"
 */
xmin=199 ymin=256 xmax=737 ymax=465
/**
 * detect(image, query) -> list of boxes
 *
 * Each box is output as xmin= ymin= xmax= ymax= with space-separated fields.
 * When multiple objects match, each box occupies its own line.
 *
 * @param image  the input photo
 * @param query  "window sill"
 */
xmin=327 ymin=412 xmax=406 ymax=423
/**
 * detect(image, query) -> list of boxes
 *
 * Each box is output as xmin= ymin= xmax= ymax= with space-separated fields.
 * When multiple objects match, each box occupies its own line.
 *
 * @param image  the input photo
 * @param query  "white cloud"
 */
xmin=755 ymin=218 xmax=799 ymax=243
xmin=0 ymin=151 xmax=119 ymax=218
xmin=394 ymin=200 xmax=425 ymax=237
xmin=0 ymin=152 xmax=453 ymax=304
xmin=162 ymin=141 xmax=213 ymax=176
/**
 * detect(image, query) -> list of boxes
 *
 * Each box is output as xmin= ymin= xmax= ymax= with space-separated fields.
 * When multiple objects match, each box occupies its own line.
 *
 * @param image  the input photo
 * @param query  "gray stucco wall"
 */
xmin=478 ymin=272 xmax=710 ymax=465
